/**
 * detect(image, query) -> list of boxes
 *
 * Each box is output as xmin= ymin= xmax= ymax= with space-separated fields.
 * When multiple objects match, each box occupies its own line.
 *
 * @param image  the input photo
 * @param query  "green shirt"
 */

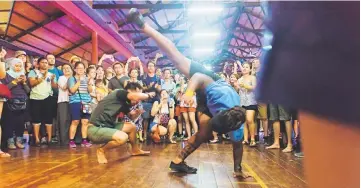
xmin=89 ymin=89 xmax=131 ymax=128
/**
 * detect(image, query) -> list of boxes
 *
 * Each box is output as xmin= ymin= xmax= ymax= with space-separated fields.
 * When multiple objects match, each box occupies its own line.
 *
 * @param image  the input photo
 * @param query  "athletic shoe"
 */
xmin=169 ymin=161 xmax=197 ymax=174
xmin=81 ymin=140 xmax=92 ymax=147
xmin=41 ymin=137 xmax=47 ymax=145
xmin=69 ymin=140 xmax=76 ymax=148
xmin=15 ymin=137 xmax=25 ymax=149
xmin=126 ymin=8 xmax=145 ymax=28
xmin=294 ymin=152 xmax=304 ymax=158
xmin=7 ymin=138 xmax=16 ymax=150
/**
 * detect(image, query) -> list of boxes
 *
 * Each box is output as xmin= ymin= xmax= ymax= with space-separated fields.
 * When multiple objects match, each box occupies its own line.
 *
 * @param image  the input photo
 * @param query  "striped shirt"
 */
xmin=68 ymin=76 xmax=92 ymax=104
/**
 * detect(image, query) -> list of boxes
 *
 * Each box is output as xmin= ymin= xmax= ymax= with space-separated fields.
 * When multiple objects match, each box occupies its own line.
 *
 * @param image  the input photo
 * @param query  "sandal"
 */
xmin=169 ymin=139 xmax=176 ymax=144
xmin=209 ymin=139 xmax=219 ymax=143
xmin=249 ymin=140 xmax=256 ymax=147
xmin=242 ymin=140 xmax=249 ymax=145
xmin=0 ymin=151 xmax=10 ymax=158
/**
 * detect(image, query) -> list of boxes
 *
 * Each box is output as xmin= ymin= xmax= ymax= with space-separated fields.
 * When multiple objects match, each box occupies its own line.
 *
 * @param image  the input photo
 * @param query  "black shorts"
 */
xmin=242 ymin=105 xmax=258 ymax=111
xmin=49 ymin=95 xmax=58 ymax=119
xmin=291 ymin=110 xmax=299 ymax=120
xmin=30 ymin=97 xmax=53 ymax=124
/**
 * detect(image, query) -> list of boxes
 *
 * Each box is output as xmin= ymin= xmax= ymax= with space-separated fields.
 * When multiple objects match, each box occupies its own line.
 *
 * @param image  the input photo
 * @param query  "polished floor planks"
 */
xmin=0 ymin=140 xmax=307 ymax=188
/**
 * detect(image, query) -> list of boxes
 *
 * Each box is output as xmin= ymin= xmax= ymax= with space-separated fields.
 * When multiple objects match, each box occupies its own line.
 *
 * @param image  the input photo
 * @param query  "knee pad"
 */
xmin=229 ymin=124 xmax=244 ymax=142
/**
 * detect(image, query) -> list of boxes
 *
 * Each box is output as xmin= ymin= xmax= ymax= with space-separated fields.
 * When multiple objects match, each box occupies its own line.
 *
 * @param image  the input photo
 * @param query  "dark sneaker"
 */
xmin=294 ymin=152 xmax=304 ymax=158
xmin=169 ymin=161 xmax=197 ymax=174
xmin=126 ymin=8 xmax=145 ymax=28
xmin=51 ymin=137 xmax=59 ymax=143
xmin=41 ymin=137 xmax=47 ymax=145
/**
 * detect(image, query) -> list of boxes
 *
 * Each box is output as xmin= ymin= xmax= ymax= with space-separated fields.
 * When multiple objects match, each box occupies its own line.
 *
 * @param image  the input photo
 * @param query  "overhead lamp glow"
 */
xmin=193 ymin=48 xmax=215 ymax=53
xmin=188 ymin=6 xmax=224 ymax=13
xmin=192 ymin=32 xmax=220 ymax=37
xmin=263 ymin=45 xmax=272 ymax=50
xmin=204 ymin=64 xmax=212 ymax=70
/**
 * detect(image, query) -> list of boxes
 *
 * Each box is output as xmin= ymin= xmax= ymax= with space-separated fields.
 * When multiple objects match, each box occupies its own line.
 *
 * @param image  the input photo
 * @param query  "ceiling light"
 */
xmin=193 ymin=48 xmax=215 ymax=53
xmin=204 ymin=64 xmax=212 ymax=70
xmin=262 ymin=45 xmax=272 ymax=50
xmin=192 ymin=32 xmax=220 ymax=38
xmin=188 ymin=6 xmax=224 ymax=14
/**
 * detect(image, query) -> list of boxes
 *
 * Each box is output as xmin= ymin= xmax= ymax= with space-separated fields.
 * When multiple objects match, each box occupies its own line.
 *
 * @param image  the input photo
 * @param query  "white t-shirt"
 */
xmin=28 ymin=69 xmax=55 ymax=100
xmin=57 ymin=76 xmax=69 ymax=103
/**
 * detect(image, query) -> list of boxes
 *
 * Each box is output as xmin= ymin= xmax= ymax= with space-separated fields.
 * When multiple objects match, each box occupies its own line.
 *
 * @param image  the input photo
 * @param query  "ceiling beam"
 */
xmin=9 ymin=11 xmax=65 ymax=42
xmin=133 ymin=13 xmax=186 ymax=44
xmin=232 ymin=34 xmax=259 ymax=47
xmin=119 ymin=29 xmax=187 ymax=34
xmin=243 ymin=8 xmax=264 ymax=20
xmin=245 ymin=10 xmax=262 ymax=46
xmin=54 ymin=1 xmax=135 ymax=58
xmin=55 ymin=37 xmax=91 ymax=57
xmin=3 ymin=1 xmax=15 ymax=40
xmin=137 ymin=45 xmax=260 ymax=50
xmin=118 ymin=7 xmax=163 ymax=27
xmin=235 ymin=26 xmax=264 ymax=37
xmin=144 ymin=29 xmax=189 ymax=55
xmin=0 ymin=38 xmax=43 ymax=57
xmin=93 ymin=2 xmax=260 ymax=9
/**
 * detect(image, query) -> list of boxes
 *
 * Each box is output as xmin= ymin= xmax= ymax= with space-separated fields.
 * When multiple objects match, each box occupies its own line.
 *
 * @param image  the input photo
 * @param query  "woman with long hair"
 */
xmin=238 ymin=62 xmax=257 ymax=147
xmin=95 ymin=66 xmax=108 ymax=87
xmin=150 ymin=90 xmax=177 ymax=143
xmin=67 ymin=62 xmax=93 ymax=148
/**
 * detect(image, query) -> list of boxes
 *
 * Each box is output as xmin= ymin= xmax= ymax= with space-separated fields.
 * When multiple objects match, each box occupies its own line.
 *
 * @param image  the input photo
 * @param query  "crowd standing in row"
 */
xmin=0 ymin=48 xmax=302 ymax=158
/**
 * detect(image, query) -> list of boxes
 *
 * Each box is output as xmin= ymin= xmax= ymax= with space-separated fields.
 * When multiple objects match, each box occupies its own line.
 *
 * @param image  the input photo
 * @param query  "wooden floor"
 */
xmin=0 ymin=140 xmax=307 ymax=188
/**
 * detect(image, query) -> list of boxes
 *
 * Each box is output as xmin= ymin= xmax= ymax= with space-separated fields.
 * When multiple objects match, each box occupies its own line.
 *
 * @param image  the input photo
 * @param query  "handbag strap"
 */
xmin=74 ymin=76 xmax=83 ymax=103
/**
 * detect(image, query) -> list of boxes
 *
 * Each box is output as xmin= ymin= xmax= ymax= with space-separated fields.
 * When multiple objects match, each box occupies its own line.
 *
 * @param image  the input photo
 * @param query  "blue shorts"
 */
xmin=149 ymin=122 xmax=157 ymax=129
xmin=228 ymin=124 xmax=244 ymax=142
xmin=70 ymin=102 xmax=91 ymax=121
xmin=142 ymin=102 xmax=153 ymax=119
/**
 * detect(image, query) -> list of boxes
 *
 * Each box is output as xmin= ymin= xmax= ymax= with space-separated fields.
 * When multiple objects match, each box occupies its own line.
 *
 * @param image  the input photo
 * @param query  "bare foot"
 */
xmin=266 ymin=144 xmax=280 ymax=149
xmin=233 ymin=171 xmax=252 ymax=178
xmin=97 ymin=148 xmax=108 ymax=164
xmin=131 ymin=149 xmax=150 ymax=156
xmin=282 ymin=146 xmax=293 ymax=153
xmin=169 ymin=139 xmax=176 ymax=144
xmin=0 ymin=151 xmax=10 ymax=158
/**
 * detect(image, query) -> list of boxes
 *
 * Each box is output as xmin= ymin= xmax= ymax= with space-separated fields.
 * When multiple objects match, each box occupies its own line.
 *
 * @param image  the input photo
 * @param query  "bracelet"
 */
xmin=184 ymin=90 xmax=194 ymax=97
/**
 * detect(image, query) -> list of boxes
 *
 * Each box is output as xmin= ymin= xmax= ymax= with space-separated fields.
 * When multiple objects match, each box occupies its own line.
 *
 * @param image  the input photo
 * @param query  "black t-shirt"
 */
xmin=258 ymin=1 xmax=359 ymax=125
xmin=89 ymin=89 xmax=131 ymax=128
xmin=142 ymin=74 xmax=161 ymax=103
